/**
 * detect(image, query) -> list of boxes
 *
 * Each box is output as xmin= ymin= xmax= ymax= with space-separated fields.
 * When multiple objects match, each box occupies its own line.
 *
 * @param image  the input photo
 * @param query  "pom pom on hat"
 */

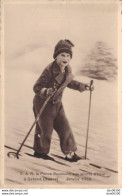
xmin=53 ymin=39 xmax=74 ymax=59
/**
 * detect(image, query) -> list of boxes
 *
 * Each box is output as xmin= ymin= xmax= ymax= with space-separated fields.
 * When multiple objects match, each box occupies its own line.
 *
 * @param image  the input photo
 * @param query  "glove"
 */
xmin=45 ymin=88 xmax=54 ymax=96
xmin=85 ymin=83 xmax=94 ymax=91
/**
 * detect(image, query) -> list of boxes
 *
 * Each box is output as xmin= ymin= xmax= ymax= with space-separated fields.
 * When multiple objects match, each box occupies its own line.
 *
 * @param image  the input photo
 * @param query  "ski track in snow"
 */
xmin=4 ymin=67 xmax=118 ymax=186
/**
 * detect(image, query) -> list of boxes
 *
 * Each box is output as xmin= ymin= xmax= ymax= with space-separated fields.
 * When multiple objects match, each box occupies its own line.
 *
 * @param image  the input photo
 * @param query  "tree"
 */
xmin=81 ymin=41 xmax=117 ymax=81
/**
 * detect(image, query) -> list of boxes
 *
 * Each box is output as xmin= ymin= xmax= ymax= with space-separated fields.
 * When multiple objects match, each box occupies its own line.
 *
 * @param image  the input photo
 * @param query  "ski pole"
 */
xmin=7 ymin=89 xmax=57 ymax=159
xmin=84 ymin=80 xmax=94 ymax=160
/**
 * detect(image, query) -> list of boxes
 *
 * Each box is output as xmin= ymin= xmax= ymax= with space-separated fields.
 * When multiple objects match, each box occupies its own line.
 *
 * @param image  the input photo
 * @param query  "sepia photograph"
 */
xmin=1 ymin=0 xmax=121 ymax=188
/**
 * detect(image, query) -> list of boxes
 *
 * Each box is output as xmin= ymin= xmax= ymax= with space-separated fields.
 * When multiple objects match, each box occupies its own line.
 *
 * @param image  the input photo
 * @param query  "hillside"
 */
xmin=4 ymin=63 xmax=118 ymax=186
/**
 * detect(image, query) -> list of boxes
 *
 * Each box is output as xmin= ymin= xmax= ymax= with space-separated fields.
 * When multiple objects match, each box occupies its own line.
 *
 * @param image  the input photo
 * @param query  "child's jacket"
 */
xmin=33 ymin=61 xmax=86 ymax=104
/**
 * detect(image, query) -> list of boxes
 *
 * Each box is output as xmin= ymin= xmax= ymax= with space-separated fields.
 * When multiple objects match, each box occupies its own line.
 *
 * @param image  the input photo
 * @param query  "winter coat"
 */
xmin=33 ymin=60 xmax=86 ymax=104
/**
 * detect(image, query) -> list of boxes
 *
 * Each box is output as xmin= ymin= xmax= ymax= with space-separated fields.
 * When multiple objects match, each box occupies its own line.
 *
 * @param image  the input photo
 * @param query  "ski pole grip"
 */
xmin=90 ymin=80 xmax=93 ymax=87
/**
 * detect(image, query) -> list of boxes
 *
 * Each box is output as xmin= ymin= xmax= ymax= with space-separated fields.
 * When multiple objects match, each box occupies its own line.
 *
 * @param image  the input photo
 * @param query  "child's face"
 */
xmin=56 ymin=52 xmax=71 ymax=69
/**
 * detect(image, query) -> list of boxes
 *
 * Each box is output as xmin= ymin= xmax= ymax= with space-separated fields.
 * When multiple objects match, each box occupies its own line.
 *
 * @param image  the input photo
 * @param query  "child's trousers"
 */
xmin=33 ymin=95 xmax=77 ymax=155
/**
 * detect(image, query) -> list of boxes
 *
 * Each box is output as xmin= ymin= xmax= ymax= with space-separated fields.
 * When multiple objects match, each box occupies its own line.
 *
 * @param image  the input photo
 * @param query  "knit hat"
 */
xmin=53 ymin=39 xmax=74 ymax=59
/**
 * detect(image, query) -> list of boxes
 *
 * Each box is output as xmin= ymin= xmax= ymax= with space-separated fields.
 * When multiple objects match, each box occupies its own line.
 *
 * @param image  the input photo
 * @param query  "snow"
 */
xmin=4 ymin=57 xmax=118 ymax=185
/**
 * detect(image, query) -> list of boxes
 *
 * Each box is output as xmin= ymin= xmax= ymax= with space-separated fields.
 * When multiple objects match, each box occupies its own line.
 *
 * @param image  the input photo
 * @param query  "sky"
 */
xmin=4 ymin=2 xmax=118 ymax=71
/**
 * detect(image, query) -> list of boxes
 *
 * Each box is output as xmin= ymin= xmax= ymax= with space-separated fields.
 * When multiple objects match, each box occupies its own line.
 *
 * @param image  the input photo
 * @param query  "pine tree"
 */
xmin=81 ymin=41 xmax=117 ymax=81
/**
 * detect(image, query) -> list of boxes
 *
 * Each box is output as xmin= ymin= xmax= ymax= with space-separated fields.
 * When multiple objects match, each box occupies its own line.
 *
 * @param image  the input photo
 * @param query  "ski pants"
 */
xmin=33 ymin=95 xmax=77 ymax=155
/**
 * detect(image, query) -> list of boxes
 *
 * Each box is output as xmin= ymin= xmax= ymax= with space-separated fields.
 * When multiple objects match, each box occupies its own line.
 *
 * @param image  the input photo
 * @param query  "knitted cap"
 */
xmin=53 ymin=39 xmax=74 ymax=59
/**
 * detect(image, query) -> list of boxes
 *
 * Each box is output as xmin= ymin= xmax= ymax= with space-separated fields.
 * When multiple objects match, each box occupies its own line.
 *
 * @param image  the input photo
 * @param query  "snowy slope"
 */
xmin=4 ymin=52 xmax=118 ymax=186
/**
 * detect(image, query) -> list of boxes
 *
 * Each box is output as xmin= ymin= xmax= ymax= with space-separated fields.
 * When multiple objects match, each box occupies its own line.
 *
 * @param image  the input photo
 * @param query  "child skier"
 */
xmin=33 ymin=39 xmax=94 ymax=162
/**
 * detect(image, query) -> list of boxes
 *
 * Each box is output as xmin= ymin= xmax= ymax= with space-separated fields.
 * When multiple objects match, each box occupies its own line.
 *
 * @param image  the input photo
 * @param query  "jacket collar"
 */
xmin=52 ymin=61 xmax=61 ymax=74
xmin=52 ymin=60 xmax=73 ymax=85
xmin=52 ymin=60 xmax=72 ymax=74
